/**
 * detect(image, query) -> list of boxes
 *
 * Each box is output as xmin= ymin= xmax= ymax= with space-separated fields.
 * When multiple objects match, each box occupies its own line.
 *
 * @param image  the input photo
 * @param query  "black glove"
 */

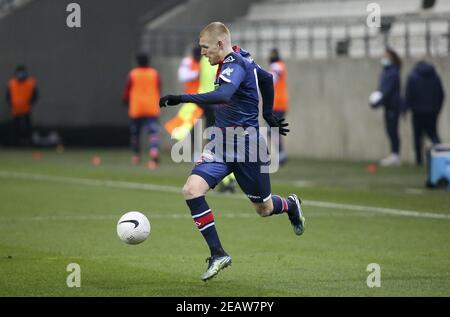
xmin=263 ymin=114 xmax=290 ymax=136
xmin=159 ymin=95 xmax=182 ymax=108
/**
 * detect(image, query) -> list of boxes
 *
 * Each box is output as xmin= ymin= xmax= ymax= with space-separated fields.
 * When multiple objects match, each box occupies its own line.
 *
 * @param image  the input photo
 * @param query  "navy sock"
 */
xmin=186 ymin=196 xmax=225 ymax=256
xmin=270 ymin=195 xmax=289 ymax=215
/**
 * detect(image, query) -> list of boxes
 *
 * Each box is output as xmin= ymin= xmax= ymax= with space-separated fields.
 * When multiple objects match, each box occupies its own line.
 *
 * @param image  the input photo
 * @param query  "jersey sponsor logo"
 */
xmin=223 ymin=55 xmax=235 ymax=63
xmin=221 ymin=67 xmax=234 ymax=77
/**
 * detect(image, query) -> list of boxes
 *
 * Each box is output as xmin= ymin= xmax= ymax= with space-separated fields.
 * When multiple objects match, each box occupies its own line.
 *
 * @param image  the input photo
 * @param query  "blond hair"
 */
xmin=200 ymin=22 xmax=231 ymax=43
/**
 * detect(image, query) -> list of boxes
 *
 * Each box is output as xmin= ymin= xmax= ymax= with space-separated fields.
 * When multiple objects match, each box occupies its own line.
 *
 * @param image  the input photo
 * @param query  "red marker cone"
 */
xmin=367 ymin=163 xmax=377 ymax=174
xmin=32 ymin=152 xmax=43 ymax=161
xmin=91 ymin=155 xmax=102 ymax=166
xmin=56 ymin=144 xmax=65 ymax=154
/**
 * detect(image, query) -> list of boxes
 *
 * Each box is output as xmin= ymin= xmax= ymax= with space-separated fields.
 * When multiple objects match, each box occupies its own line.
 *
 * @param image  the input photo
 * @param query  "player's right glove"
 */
xmin=263 ymin=113 xmax=290 ymax=136
xmin=159 ymin=95 xmax=182 ymax=108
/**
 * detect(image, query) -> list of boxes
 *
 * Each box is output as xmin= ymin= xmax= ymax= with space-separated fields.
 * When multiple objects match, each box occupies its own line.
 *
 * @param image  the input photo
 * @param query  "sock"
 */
xmin=149 ymin=134 xmax=160 ymax=160
xmin=186 ymin=196 xmax=225 ymax=257
xmin=270 ymin=195 xmax=289 ymax=215
xmin=130 ymin=135 xmax=140 ymax=155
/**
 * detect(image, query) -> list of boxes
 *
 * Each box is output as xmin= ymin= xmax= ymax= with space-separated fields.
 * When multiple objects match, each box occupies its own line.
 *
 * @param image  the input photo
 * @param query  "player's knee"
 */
xmin=255 ymin=204 xmax=272 ymax=217
xmin=182 ymin=184 xmax=194 ymax=199
xmin=182 ymin=183 xmax=203 ymax=199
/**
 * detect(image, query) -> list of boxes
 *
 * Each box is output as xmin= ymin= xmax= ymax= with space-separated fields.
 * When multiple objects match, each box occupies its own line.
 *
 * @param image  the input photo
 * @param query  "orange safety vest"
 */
xmin=271 ymin=61 xmax=289 ymax=112
xmin=8 ymin=78 xmax=36 ymax=117
xmin=128 ymin=67 xmax=160 ymax=118
xmin=184 ymin=57 xmax=200 ymax=94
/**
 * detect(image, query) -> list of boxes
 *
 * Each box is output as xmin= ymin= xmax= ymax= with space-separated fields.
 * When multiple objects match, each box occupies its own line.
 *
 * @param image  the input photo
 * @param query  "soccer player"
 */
xmin=159 ymin=22 xmax=305 ymax=281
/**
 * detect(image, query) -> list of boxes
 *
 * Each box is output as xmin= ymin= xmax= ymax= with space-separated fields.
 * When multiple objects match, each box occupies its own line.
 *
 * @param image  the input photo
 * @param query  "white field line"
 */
xmin=1 ymin=171 xmax=449 ymax=220
xmin=0 ymin=211 xmax=377 ymax=222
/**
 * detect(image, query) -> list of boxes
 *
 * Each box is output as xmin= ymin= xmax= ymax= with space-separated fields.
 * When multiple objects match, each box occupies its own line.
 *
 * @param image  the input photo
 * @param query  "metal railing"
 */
xmin=141 ymin=26 xmax=202 ymax=57
xmin=142 ymin=17 xmax=450 ymax=59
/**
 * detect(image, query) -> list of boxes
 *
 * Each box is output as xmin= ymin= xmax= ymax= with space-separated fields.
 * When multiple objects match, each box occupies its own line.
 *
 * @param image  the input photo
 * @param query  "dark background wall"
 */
xmin=0 ymin=0 xmax=180 ymax=129
xmin=0 ymin=0 xmax=260 ymax=146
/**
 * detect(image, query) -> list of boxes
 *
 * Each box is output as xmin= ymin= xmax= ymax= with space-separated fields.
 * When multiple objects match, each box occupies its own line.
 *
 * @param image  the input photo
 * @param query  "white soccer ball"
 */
xmin=117 ymin=211 xmax=151 ymax=245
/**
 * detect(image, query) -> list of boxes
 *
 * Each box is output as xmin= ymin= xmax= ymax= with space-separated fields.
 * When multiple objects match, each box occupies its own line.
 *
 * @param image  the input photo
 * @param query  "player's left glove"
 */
xmin=263 ymin=114 xmax=290 ymax=136
xmin=159 ymin=95 xmax=182 ymax=108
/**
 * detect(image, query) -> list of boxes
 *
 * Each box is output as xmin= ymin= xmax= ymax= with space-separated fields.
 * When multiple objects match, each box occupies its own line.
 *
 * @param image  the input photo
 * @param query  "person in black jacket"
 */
xmin=369 ymin=48 xmax=403 ymax=166
xmin=405 ymin=61 xmax=445 ymax=165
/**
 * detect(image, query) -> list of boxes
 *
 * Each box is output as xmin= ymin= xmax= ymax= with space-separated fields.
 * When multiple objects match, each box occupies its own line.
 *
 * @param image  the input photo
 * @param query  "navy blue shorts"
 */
xmin=191 ymin=137 xmax=272 ymax=204
xmin=192 ymin=161 xmax=271 ymax=203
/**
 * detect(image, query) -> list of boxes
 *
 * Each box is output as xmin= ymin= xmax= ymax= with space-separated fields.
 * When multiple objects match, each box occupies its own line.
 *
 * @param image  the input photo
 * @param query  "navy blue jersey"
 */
xmin=214 ymin=52 xmax=259 ymax=128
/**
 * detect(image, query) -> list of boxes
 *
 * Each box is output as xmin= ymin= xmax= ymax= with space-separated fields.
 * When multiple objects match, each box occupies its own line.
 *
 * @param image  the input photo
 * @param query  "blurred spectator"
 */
xmin=166 ymin=46 xmax=218 ymax=140
xmin=164 ymin=46 xmax=203 ymax=143
xmin=404 ymin=60 xmax=445 ymax=166
xmin=369 ymin=48 xmax=403 ymax=166
xmin=6 ymin=65 xmax=38 ymax=146
xmin=268 ymin=48 xmax=289 ymax=165
xmin=178 ymin=46 xmax=201 ymax=94
xmin=122 ymin=53 xmax=161 ymax=169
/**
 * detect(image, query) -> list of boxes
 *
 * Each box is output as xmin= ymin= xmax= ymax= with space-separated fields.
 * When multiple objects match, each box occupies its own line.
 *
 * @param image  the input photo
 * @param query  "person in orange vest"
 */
xmin=164 ymin=46 xmax=203 ymax=143
xmin=178 ymin=46 xmax=201 ymax=95
xmin=269 ymin=48 xmax=289 ymax=165
xmin=166 ymin=46 xmax=215 ymax=154
xmin=122 ymin=53 xmax=161 ymax=169
xmin=6 ymin=65 xmax=38 ymax=146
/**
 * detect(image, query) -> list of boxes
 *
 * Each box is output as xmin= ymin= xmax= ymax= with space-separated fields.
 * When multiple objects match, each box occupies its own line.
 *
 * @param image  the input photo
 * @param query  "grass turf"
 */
xmin=0 ymin=148 xmax=449 ymax=296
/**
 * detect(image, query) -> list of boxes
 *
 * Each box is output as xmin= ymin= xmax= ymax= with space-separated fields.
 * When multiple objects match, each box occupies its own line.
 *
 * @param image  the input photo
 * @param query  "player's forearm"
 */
xmin=258 ymin=71 xmax=275 ymax=116
xmin=180 ymin=83 xmax=237 ymax=105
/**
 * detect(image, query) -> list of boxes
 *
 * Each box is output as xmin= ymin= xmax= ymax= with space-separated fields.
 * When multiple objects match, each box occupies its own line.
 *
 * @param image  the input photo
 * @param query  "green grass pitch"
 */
xmin=0 ymin=148 xmax=449 ymax=296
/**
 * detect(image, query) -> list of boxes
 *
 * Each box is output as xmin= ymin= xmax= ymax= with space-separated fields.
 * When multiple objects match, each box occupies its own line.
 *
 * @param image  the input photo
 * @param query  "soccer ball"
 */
xmin=117 ymin=211 xmax=151 ymax=245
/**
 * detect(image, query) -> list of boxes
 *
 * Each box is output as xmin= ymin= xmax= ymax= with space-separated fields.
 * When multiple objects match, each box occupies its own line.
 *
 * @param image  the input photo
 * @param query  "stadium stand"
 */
xmin=243 ymin=0 xmax=423 ymax=22
xmin=227 ymin=0 xmax=450 ymax=59
xmin=0 ymin=0 xmax=31 ymax=19
xmin=140 ymin=0 xmax=260 ymax=57
xmin=1 ymin=0 xmax=448 ymax=155
xmin=139 ymin=0 xmax=449 ymax=59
